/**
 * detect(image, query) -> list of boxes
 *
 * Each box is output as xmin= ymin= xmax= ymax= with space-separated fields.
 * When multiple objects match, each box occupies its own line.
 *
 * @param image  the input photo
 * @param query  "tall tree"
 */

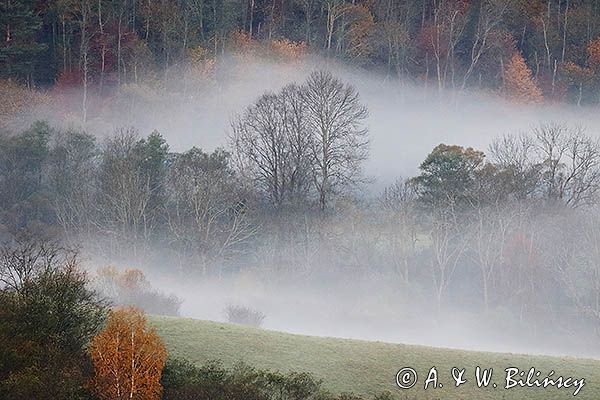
xmin=301 ymin=70 xmax=369 ymax=211
xmin=0 ymin=0 xmax=46 ymax=83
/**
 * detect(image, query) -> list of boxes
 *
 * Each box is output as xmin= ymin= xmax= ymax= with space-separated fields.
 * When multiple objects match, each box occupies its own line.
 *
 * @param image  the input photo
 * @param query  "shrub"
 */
xmin=225 ymin=305 xmax=265 ymax=327
xmin=0 ymin=239 xmax=107 ymax=400
xmin=161 ymin=359 xmax=393 ymax=400
xmin=95 ymin=266 xmax=181 ymax=316
xmin=161 ymin=359 xmax=321 ymax=400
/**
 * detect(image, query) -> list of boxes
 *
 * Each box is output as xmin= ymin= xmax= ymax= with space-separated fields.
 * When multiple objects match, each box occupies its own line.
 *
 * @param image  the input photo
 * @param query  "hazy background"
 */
xmin=25 ymin=56 xmax=600 ymax=359
xmin=36 ymin=57 xmax=600 ymax=185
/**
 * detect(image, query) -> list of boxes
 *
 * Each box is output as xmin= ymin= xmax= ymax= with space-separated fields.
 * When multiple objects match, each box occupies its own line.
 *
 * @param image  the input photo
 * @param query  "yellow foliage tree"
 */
xmin=502 ymin=51 xmax=543 ymax=103
xmin=0 ymin=80 xmax=50 ymax=130
xmin=268 ymin=39 xmax=307 ymax=62
xmin=587 ymin=36 xmax=600 ymax=67
xmin=89 ymin=307 xmax=167 ymax=400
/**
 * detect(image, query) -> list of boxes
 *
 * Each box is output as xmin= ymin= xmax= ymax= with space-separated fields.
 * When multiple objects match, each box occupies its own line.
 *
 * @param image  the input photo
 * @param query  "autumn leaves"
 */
xmin=90 ymin=308 xmax=167 ymax=400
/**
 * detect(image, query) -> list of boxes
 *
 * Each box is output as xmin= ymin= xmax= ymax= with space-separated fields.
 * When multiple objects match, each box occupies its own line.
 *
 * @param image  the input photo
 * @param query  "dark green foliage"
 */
xmin=0 ymin=121 xmax=52 ymax=215
xmin=0 ymin=238 xmax=107 ymax=400
xmin=0 ymin=0 xmax=47 ymax=82
xmin=410 ymin=144 xmax=485 ymax=209
xmin=161 ymin=358 xmax=389 ymax=400
xmin=134 ymin=130 xmax=170 ymax=209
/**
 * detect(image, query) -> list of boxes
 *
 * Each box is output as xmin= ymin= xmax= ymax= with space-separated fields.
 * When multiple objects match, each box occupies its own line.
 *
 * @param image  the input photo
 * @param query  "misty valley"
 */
xmin=5 ymin=0 xmax=600 ymax=398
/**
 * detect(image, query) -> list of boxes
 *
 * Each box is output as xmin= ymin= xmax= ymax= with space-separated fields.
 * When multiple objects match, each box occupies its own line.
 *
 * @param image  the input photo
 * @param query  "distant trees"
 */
xmin=98 ymin=128 xmax=169 ymax=253
xmin=231 ymin=84 xmax=311 ymax=208
xmin=557 ymin=210 xmax=600 ymax=335
xmin=95 ymin=266 xmax=181 ymax=315
xmin=405 ymin=123 xmax=600 ymax=311
xmin=0 ymin=0 xmax=46 ymax=83
xmin=49 ymin=129 xmax=98 ymax=241
xmin=8 ymin=0 xmax=600 ymax=106
xmin=231 ymin=70 xmax=369 ymax=211
xmin=379 ymin=179 xmax=418 ymax=284
xmin=413 ymin=124 xmax=600 ymax=210
xmin=90 ymin=307 xmax=167 ymax=400
xmin=302 ymin=71 xmax=369 ymax=211
xmin=410 ymin=144 xmax=485 ymax=209
xmin=0 ymin=122 xmax=255 ymax=274
xmin=166 ymin=147 xmax=255 ymax=274
xmin=0 ymin=121 xmax=53 ymax=228
xmin=491 ymin=123 xmax=600 ymax=207
xmin=503 ymin=51 xmax=544 ymax=103
xmin=6 ymin=116 xmax=600 ymax=340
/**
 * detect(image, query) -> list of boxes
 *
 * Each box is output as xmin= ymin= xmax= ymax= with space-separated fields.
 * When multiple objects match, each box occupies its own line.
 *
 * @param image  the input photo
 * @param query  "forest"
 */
xmin=4 ymin=0 xmax=600 ymax=105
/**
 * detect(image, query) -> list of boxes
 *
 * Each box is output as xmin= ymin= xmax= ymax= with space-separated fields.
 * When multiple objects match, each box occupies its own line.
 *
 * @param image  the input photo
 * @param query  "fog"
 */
xmin=22 ymin=55 xmax=600 ymax=360
xmin=155 ymin=273 xmax=599 ymax=359
xmin=44 ymin=56 xmax=600 ymax=183
xmin=32 ymin=55 xmax=600 ymax=183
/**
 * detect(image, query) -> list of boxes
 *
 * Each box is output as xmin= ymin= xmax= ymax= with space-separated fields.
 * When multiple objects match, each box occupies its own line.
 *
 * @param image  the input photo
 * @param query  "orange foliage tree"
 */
xmin=89 ymin=307 xmax=167 ymax=400
xmin=502 ymin=51 xmax=544 ymax=103
xmin=0 ymin=80 xmax=50 ymax=130
xmin=268 ymin=39 xmax=307 ymax=62
xmin=587 ymin=36 xmax=600 ymax=67
xmin=561 ymin=61 xmax=594 ymax=105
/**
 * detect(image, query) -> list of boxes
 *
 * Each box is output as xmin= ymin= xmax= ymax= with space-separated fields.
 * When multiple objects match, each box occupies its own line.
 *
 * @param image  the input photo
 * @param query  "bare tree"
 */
xmin=461 ymin=0 xmax=508 ymax=89
xmin=488 ymin=133 xmax=541 ymax=200
xmin=324 ymin=0 xmax=350 ymax=55
xmin=0 ymin=237 xmax=77 ymax=293
xmin=489 ymin=124 xmax=600 ymax=207
xmin=294 ymin=0 xmax=318 ymax=44
xmin=428 ymin=206 xmax=469 ymax=310
xmin=301 ymin=70 xmax=369 ymax=211
xmin=429 ymin=0 xmax=469 ymax=91
xmin=533 ymin=123 xmax=600 ymax=207
xmin=48 ymin=130 xmax=99 ymax=245
xmin=468 ymin=202 xmax=523 ymax=312
xmin=97 ymin=128 xmax=168 ymax=257
xmin=379 ymin=178 xmax=419 ymax=284
xmin=555 ymin=209 xmax=600 ymax=336
xmin=231 ymin=84 xmax=312 ymax=209
xmin=166 ymin=148 xmax=256 ymax=275
xmin=232 ymin=72 xmax=369 ymax=212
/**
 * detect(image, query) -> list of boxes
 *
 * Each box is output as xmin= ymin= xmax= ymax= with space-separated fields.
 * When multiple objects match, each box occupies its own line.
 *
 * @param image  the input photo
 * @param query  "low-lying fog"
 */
xmin=38 ymin=56 xmax=600 ymax=359
xmin=144 ymin=271 xmax=597 ymax=359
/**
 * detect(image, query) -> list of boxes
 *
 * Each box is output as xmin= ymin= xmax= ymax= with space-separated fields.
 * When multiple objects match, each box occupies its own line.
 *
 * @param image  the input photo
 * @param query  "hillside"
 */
xmin=151 ymin=316 xmax=600 ymax=400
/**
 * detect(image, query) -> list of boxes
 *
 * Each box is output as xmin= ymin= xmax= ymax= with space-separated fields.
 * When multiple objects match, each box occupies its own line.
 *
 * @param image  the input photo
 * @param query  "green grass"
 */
xmin=151 ymin=315 xmax=600 ymax=399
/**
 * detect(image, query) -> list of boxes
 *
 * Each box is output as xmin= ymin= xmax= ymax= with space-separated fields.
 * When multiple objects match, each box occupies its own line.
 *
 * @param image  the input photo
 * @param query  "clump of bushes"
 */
xmin=161 ymin=359 xmax=393 ymax=400
xmin=95 ymin=266 xmax=181 ymax=316
xmin=225 ymin=305 xmax=265 ymax=327
xmin=0 ymin=239 xmax=108 ymax=400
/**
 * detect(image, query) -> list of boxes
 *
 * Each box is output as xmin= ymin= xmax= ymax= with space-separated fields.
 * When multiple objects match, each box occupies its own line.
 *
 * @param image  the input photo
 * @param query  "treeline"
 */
xmin=5 ymin=0 xmax=600 ymax=104
xmin=0 ymin=120 xmax=252 ymax=273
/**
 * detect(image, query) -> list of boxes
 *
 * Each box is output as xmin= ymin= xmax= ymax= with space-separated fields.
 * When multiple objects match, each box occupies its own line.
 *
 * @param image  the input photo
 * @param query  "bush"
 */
xmin=161 ymin=359 xmax=394 ymax=400
xmin=161 ymin=359 xmax=321 ymax=400
xmin=225 ymin=305 xmax=265 ymax=327
xmin=95 ymin=266 xmax=181 ymax=316
xmin=0 ymin=239 xmax=107 ymax=400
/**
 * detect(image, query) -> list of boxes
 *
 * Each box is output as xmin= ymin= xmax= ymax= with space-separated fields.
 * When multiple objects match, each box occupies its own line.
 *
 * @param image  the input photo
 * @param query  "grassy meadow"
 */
xmin=151 ymin=316 xmax=600 ymax=400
